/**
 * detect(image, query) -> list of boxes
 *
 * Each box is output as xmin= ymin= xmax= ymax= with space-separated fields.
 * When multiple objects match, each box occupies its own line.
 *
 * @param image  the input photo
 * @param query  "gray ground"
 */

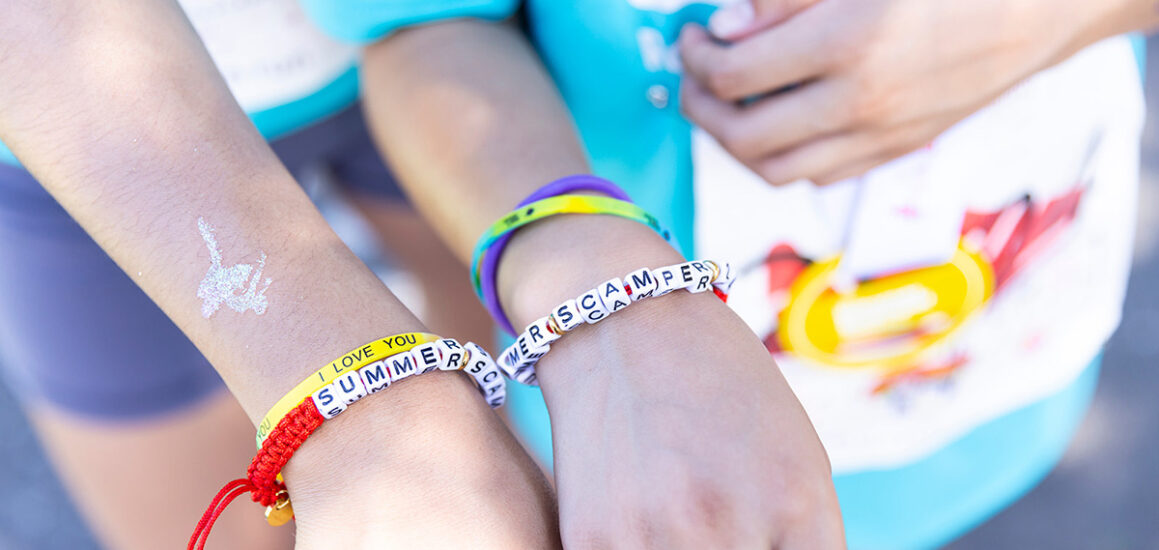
xmin=3 ymin=40 xmax=1159 ymax=550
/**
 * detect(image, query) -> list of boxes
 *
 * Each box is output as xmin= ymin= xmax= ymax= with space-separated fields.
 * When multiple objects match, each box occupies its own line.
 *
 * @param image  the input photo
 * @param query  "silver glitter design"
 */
xmin=197 ymin=217 xmax=272 ymax=318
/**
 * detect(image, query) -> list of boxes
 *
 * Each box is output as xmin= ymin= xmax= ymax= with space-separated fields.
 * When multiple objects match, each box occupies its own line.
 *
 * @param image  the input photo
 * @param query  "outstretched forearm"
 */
xmin=362 ymin=19 xmax=688 ymax=325
xmin=362 ymin=19 xmax=844 ymax=548
xmin=0 ymin=0 xmax=429 ymax=422
xmin=0 ymin=4 xmax=556 ymax=545
xmin=361 ymin=19 xmax=590 ymax=261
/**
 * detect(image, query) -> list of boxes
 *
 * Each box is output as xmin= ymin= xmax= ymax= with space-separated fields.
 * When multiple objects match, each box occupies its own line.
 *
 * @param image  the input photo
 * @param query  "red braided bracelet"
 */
xmin=188 ymin=399 xmax=323 ymax=550
xmin=187 ymin=333 xmax=505 ymax=549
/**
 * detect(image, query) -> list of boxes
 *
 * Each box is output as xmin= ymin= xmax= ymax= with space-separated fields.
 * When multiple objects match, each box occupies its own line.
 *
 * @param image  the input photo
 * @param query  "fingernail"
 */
xmin=708 ymin=2 xmax=754 ymax=40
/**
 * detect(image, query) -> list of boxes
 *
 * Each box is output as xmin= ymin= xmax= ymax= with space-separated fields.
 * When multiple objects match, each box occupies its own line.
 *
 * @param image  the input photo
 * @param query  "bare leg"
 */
xmin=28 ymin=391 xmax=291 ymax=550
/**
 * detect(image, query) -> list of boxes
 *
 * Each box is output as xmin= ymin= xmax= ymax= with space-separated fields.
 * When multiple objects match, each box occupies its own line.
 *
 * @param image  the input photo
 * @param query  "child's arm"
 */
xmin=361 ymin=19 xmax=845 ymax=548
xmin=0 ymin=3 xmax=557 ymax=546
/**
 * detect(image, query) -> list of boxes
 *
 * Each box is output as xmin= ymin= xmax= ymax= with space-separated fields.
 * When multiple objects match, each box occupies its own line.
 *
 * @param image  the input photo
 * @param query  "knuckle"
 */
xmin=716 ymin=125 xmax=759 ymax=160
xmin=665 ymin=479 xmax=744 ymax=544
xmin=888 ymin=128 xmax=934 ymax=157
xmin=704 ymin=58 xmax=745 ymax=99
xmin=758 ymin=157 xmax=799 ymax=186
xmin=678 ymin=89 xmax=701 ymax=121
xmin=771 ymin=466 xmax=840 ymax=528
xmin=687 ymin=482 xmax=738 ymax=534
xmin=772 ymin=479 xmax=816 ymax=524
xmin=827 ymin=33 xmax=864 ymax=68
xmin=846 ymin=85 xmax=895 ymax=126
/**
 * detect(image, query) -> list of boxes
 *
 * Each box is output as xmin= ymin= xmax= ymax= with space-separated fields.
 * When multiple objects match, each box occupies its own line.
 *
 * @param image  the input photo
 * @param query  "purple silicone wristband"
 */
xmin=481 ymin=175 xmax=633 ymax=335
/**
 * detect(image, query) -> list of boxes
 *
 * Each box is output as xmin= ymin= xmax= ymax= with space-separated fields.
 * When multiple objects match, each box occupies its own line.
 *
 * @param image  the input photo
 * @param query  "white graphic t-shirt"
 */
xmin=695 ymin=37 xmax=1143 ymax=472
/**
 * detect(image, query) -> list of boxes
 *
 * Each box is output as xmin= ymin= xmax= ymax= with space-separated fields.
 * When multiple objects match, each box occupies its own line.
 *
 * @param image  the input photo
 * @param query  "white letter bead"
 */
xmin=471 ymin=355 xmax=507 ymax=407
xmin=509 ymin=335 xmax=545 ymax=387
xmin=311 ymin=385 xmax=347 ymax=419
xmin=598 ymin=277 xmax=631 ymax=313
xmin=386 ymin=350 xmax=420 ymax=382
xmin=435 ymin=338 xmax=466 ymax=371
xmin=652 ymin=265 xmax=683 ymax=296
xmin=515 ymin=332 xmax=548 ymax=361
xmin=358 ymin=360 xmax=392 ymax=394
xmin=333 ymin=370 xmax=368 ymax=405
xmin=552 ymin=299 xmax=583 ymax=332
xmin=484 ymin=379 xmax=507 ymax=407
xmin=497 ymin=343 xmax=522 ymax=378
xmin=525 ymin=317 xmax=562 ymax=348
xmin=499 ymin=336 xmax=546 ymax=376
xmin=412 ymin=342 xmax=441 ymax=374
xmin=463 ymin=343 xmax=507 ymax=403
xmin=464 ymin=342 xmax=497 ymax=378
xmin=684 ymin=261 xmax=714 ymax=293
xmin=514 ymin=367 xmax=538 ymax=386
xmin=714 ymin=261 xmax=736 ymax=293
xmin=624 ymin=267 xmax=659 ymax=302
xmin=577 ymin=287 xmax=610 ymax=324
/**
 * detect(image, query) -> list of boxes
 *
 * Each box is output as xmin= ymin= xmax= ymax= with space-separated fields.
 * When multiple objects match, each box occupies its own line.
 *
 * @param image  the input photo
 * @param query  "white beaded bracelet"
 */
xmin=310 ymin=338 xmax=507 ymax=418
xmin=497 ymin=260 xmax=735 ymax=386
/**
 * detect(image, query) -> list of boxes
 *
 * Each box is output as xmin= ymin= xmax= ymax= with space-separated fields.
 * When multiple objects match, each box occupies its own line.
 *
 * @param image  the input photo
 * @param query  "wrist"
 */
xmin=495 ymin=214 xmax=752 ymax=389
xmin=497 ymin=214 xmax=684 ymax=331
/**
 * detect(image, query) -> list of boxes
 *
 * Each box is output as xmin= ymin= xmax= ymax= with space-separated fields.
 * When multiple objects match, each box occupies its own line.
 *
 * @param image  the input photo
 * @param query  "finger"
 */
xmin=680 ymin=73 xmax=741 ymax=145
xmin=811 ymin=157 xmax=889 ymax=186
xmin=810 ymin=128 xmax=935 ymax=185
xmin=708 ymin=0 xmax=822 ymax=41
xmin=679 ymin=15 xmax=837 ymax=102
xmin=751 ymin=131 xmax=890 ymax=186
xmin=682 ymin=75 xmax=843 ymax=161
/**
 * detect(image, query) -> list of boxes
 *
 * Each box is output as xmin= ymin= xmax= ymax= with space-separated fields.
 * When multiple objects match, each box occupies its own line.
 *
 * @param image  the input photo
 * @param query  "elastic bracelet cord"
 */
xmin=474 ymin=175 xmax=674 ymax=335
xmin=496 ymin=259 xmax=736 ymax=386
xmin=189 ymin=334 xmax=505 ymax=550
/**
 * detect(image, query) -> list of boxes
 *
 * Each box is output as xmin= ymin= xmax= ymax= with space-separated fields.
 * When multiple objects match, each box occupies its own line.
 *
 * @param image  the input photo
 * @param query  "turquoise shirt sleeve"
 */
xmin=299 ymin=0 xmax=520 ymax=43
xmin=0 ymin=141 xmax=20 ymax=167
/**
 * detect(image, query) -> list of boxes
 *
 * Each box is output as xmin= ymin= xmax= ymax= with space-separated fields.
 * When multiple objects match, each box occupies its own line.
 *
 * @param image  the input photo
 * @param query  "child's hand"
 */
xmin=500 ymin=215 xmax=845 ymax=548
xmin=282 ymin=373 xmax=561 ymax=549
xmin=680 ymin=0 xmax=1093 ymax=186
xmin=544 ymin=293 xmax=844 ymax=548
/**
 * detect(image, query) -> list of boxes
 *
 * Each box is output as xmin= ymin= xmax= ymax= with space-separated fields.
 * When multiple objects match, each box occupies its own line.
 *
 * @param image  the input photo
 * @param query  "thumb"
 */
xmin=708 ymin=0 xmax=817 ymax=41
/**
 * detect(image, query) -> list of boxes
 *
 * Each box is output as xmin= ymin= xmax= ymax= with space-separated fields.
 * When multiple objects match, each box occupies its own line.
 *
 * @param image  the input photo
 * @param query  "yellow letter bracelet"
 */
xmin=254 ymin=332 xmax=439 ymax=447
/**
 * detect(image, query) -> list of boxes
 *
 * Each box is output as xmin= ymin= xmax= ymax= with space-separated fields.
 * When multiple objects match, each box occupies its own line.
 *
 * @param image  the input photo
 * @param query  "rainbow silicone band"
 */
xmin=471 ymin=194 xmax=672 ymax=293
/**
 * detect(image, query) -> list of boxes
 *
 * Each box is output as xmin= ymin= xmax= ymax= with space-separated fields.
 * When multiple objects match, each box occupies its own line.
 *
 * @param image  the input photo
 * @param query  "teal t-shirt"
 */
xmin=301 ymin=3 xmax=1137 ymax=547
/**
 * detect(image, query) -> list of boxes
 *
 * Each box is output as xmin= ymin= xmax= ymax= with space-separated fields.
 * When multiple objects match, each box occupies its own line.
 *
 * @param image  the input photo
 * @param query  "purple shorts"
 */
xmin=0 ymin=105 xmax=401 ymax=418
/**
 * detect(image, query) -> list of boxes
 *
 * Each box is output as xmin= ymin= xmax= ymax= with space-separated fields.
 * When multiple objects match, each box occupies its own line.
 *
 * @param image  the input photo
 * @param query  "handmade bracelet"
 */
xmin=473 ymin=175 xmax=675 ymax=335
xmin=189 ymin=334 xmax=505 ymax=550
xmin=496 ymin=260 xmax=736 ymax=386
xmin=255 ymin=332 xmax=440 ymax=446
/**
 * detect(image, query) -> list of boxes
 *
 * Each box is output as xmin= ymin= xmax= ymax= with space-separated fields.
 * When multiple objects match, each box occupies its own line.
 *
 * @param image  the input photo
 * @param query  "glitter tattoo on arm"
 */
xmin=197 ymin=217 xmax=272 ymax=318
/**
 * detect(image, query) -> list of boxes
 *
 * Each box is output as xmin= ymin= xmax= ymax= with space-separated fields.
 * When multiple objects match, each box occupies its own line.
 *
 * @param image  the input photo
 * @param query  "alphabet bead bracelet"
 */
xmin=189 ymin=333 xmax=505 ymax=550
xmin=497 ymin=260 xmax=736 ymax=385
xmin=256 ymin=332 xmax=438 ymax=446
